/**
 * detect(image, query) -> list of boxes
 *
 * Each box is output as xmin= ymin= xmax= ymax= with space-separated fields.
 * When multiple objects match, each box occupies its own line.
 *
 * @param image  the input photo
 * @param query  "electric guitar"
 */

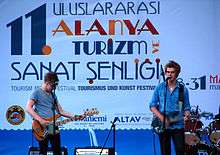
xmin=32 ymin=108 xmax=99 ymax=141
xmin=151 ymin=112 xmax=182 ymax=134
xmin=151 ymin=84 xmax=184 ymax=133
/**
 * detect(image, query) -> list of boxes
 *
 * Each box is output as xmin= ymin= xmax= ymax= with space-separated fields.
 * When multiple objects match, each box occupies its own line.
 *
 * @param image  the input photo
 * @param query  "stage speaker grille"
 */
xmin=28 ymin=146 xmax=68 ymax=155
xmin=74 ymin=147 xmax=115 ymax=155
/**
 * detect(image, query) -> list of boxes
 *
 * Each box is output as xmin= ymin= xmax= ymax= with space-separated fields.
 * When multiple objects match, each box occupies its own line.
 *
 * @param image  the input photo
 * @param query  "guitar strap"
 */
xmin=178 ymin=83 xmax=184 ymax=111
xmin=51 ymin=92 xmax=61 ymax=115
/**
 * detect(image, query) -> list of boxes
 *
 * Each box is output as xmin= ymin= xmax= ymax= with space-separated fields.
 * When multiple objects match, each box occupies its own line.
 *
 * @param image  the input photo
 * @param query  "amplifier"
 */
xmin=74 ymin=147 xmax=114 ymax=155
xmin=28 ymin=146 xmax=68 ymax=155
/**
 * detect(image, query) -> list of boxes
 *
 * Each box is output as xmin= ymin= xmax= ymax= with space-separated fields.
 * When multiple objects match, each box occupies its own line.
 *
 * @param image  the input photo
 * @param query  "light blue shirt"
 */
xmin=149 ymin=81 xmax=191 ymax=129
xmin=30 ymin=88 xmax=58 ymax=119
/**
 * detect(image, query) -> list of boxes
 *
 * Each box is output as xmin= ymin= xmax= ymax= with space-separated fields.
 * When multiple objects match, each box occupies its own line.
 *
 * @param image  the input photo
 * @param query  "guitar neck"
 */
xmin=55 ymin=118 xmax=75 ymax=126
xmin=50 ymin=109 xmax=98 ymax=127
xmin=54 ymin=114 xmax=86 ymax=126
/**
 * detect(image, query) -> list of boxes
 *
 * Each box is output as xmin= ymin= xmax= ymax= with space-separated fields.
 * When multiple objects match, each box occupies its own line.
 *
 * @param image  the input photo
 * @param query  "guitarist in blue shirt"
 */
xmin=149 ymin=60 xmax=191 ymax=155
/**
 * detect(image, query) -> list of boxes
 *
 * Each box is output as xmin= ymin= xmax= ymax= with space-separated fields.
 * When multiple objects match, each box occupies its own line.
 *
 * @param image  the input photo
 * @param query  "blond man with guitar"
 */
xmin=26 ymin=72 xmax=93 ymax=155
xmin=149 ymin=61 xmax=191 ymax=155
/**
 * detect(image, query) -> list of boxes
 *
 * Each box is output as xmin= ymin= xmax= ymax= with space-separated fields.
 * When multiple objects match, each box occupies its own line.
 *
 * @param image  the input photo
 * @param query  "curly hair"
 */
xmin=165 ymin=60 xmax=181 ymax=78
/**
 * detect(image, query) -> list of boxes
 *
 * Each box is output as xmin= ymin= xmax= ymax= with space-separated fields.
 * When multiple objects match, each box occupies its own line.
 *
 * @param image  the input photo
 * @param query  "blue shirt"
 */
xmin=149 ymin=81 xmax=191 ymax=129
xmin=30 ymin=88 xmax=58 ymax=119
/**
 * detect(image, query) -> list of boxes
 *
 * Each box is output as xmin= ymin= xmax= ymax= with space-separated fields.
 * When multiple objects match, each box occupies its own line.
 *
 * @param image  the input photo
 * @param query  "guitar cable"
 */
xmin=152 ymin=129 xmax=157 ymax=155
xmin=31 ymin=129 xmax=34 ymax=147
xmin=31 ymin=119 xmax=35 ymax=147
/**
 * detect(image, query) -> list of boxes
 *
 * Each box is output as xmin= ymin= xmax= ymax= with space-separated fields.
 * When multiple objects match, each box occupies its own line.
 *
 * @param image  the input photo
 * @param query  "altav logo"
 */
xmin=115 ymin=116 xmax=141 ymax=123
xmin=6 ymin=4 xmax=50 ymax=55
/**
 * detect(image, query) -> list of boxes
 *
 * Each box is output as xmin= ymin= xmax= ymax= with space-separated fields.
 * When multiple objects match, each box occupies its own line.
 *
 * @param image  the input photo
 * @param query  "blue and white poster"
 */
xmin=0 ymin=0 xmax=220 ymax=154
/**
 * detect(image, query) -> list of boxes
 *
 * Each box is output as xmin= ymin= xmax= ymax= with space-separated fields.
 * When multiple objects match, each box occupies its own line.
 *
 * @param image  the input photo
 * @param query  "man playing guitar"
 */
xmin=149 ymin=60 xmax=191 ymax=155
xmin=26 ymin=72 xmax=85 ymax=155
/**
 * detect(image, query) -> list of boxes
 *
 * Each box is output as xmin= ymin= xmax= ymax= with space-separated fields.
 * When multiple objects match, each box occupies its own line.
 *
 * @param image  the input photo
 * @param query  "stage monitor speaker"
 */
xmin=74 ymin=147 xmax=115 ymax=155
xmin=28 ymin=146 xmax=68 ymax=155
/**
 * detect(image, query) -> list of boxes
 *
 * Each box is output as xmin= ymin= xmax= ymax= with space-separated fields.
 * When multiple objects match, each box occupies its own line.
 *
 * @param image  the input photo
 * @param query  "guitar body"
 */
xmin=32 ymin=120 xmax=49 ymax=141
xmin=32 ymin=109 xmax=99 ymax=141
xmin=32 ymin=114 xmax=61 ymax=141
xmin=151 ymin=112 xmax=182 ymax=134
xmin=151 ymin=84 xmax=184 ymax=134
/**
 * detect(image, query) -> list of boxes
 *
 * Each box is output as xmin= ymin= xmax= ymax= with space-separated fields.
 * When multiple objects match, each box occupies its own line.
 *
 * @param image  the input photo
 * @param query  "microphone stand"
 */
xmin=51 ymin=83 xmax=58 ymax=154
xmin=160 ymin=65 xmax=165 ymax=82
xmin=162 ymin=79 xmax=168 ymax=132
xmin=161 ymin=79 xmax=168 ymax=155
xmin=151 ymin=65 xmax=165 ymax=155
xmin=214 ymin=105 xmax=220 ymax=119
xmin=113 ymin=121 xmax=116 ymax=153
xmin=99 ymin=118 xmax=116 ymax=155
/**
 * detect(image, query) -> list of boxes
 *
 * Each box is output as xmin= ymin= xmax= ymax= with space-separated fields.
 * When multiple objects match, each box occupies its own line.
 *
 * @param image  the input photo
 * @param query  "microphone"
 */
xmin=160 ymin=65 xmax=165 ymax=82
xmin=219 ymin=105 xmax=220 ymax=115
xmin=196 ymin=105 xmax=199 ymax=114
xmin=214 ymin=106 xmax=220 ymax=119
xmin=111 ymin=117 xmax=118 ymax=124
xmin=166 ymin=77 xmax=171 ymax=82
xmin=52 ymin=81 xmax=59 ymax=89
xmin=54 ymin=81 xmax=59 ymax=86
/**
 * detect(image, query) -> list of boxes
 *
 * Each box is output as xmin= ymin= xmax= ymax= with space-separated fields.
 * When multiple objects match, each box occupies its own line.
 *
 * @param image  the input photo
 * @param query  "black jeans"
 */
xmin=159 ymin=129 xmax=185 ymax=155
xmin=39 ymin=133 xmax=61 ymax=155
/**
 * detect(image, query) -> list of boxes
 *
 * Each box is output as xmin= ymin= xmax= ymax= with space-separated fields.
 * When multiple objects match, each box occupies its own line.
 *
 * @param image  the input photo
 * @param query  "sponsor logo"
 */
xmin=113 ymin=113 xmax=151 ymax=125
xmin=6 ymin=105 xmax=25 ymax=125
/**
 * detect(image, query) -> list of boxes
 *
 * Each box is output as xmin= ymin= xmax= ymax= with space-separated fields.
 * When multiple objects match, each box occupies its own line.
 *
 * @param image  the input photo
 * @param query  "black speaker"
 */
xmin=74 ymin=147 xmax=115 ymax=155
xmin=28 ymin=146 xmax=68 ymax=155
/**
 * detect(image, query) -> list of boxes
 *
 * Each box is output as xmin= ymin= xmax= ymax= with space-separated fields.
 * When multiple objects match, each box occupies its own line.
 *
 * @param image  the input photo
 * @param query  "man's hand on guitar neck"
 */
xmin=72 ymin=114 xmax=86 ymax=121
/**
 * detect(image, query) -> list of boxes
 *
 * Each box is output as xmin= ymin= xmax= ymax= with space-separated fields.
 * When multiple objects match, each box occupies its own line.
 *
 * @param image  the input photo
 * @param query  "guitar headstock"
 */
xmin=83 ymin=108 xmax=99 ymax=117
